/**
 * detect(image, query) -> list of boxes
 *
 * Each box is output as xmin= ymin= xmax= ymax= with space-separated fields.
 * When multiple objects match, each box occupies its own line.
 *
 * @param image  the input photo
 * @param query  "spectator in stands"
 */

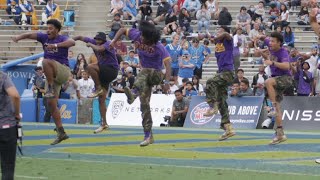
xmin=268 ymin=3 xmax=280 ymax=24
xmin=78 ymin=70 xmax=95 ymax=98
xmin=297 ymin=5 xmax=309 ymax=26
xmin=179 ymin=8 xmax=192 ymax=32
xmin=196 ymin=4 xmax=211 ymax=33
xmin=247 ymin=5 xmax=255 ymax=18
xmin=45 ymin=0 xmax=59 ymax=19
xmin=169 ymin=79 xmax=179 ymax=93
xmin=314 ymin=64 xmax=320 ymax=96
xmin=114 ymin=39 xmax=128 ymax=58
xmin=236 ymin=6 xmax=251 ymax=34
xmin=233 ymin=28 xmax=248 ymax=72
xmin=19 ymin=0 xmax=33 ymax=26
xmin=270 ymin=0 xmax=281 ymax=9
xmin=203 ymin=39 xmax=211 ymax=64
xmin=237 ymin=79 xmax=254 ymax=96
xmin=249 ymin=23 xmax=260 ymax=44
xmin=123 ymin=0 xmax=137 ymax=20
xmin=154 ymin=0 xmax=171 ymax=24
xmin=110 ymin=0 xmax=124 ymax=16
xmin=228 ymin=82 xmax=240 ymax=96
xmin=233 ymin=69 xmax=248 ymax=83
xmin=8 ymin=1 xmax=21 ymax=25
xmin=31 ymin=66 xmax=46 ymax=98
xmin=38 ymin=0 xmax=48 ymax=5
xmin=182 ymin=0 xmax=201 ymax=19
xmin=178 ymin=52 xmax=194 ymax=85
xmin=283 ymin=26 xmax=294 ymax=48
xmin=252 ymin=1 xmax=265 ymax=23
xmin=289 ymin=0 xmax=300 ymax=11
xmin=183 ymin=81 xmax=197 ymax=97
xmin=206 ymin=0 xmax=219 ymax=20
xmin=0 ymin=71 xmax=21 ymax=180
xmin=163 ymin=9 xmax=178 ymax=35
xmin=166 ymin=35 xmax=182 ymax=85
xmin=170 ymin=90 xmax=189 ymax=127
xmin=125 ymin=50 xmax=140 ymax=76
xmin=178 ymin=77 xmax=189 ymax=90
xmin=304 ymin=45 xmax=318 ymax=74
xmin=68 ymin=50 xmax=76 ymax=70
xmin=190 ymin=37 xmax=206 ymax=79
xmin=121 ymin=61 xmax=130 ymax=74
xmin=192 ymin=75 xmax=204 ymax=95
xmin=109 ymin=13 xmax=123 ymax=40
xmin=124 ymin=67 xmax=135 ymax=89
xmin=293 ymin=61 xmax=314 ymax=96
xmin=252 ymin=65 xmax=268 ymax=96
xmin=62 ymin=74 xmax=80 ymax=99
xmin=171 ymin=26 xmax=184 ymax=41
xmin=73 ymin=53 xmax=88 ymax=79
xmin=6 ymin=0 xmax=19 ymax=18
xmin=112 ymin=75 xmax=126 ymax=93
xmin=278 ymin=3 xmax=290 ymax=28
xmin=289 ymin=47 xmax=300 ymax=62
xmin=218 ymin=7 xmax=232 ymax=26
xmin=138 ymin=0 xmax=152 ymax=21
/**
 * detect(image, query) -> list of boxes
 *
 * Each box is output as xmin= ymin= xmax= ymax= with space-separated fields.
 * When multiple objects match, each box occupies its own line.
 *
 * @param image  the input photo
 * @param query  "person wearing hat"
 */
xmin=110 ymin=20 xmax=171 ymax=147
xmin=109 ymin=13 xmax=123 ymax=40
xmin=124 ymin=66 xmax=135 ymax=89
xmin=125 ymin=49 xmax=139 ymax=76
xmin=236 ymin=6 xmax=251 ymax=34
xmin=293 ymin=61 xmax=314 ymax=96
xmin=5 ymin=0 xmax=19 ymax=17
xmin=73 ymin=32 xmax=119 ymax=134
xmin=178 ymin=52 xmax=194 ymax=85
xmin=203 ymin=25 xmax=236 ymax=141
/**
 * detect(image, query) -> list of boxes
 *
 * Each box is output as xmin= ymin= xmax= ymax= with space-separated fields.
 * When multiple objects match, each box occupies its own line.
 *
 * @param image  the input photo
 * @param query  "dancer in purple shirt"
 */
xmin=12 ymin=19 xmax=75 ymax=145
xmin=73 ymin=32 xmax=119 ymax=134
xmin=260 ymin=32 xmax=292 ymax=145
xmin=110 ymin=21 xmax=171 ymax=147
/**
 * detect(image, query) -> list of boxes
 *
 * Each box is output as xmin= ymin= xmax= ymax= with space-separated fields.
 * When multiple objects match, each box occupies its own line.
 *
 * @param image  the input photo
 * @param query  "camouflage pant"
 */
xmin=206 ymin=71 xmax=234 ymax=127
xmin=133 ymin=68 xmax=164 ymax=132
xmin=273 ymin=75 xmax=294 ymax=102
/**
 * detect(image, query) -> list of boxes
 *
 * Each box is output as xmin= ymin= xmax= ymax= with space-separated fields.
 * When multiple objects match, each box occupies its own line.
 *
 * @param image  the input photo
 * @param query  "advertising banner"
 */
xmin=184 ymin=96 xmax=264 ymax=129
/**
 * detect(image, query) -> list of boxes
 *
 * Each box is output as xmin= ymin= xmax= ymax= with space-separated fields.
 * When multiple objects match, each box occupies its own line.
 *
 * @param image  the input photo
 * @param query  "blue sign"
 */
xmin=184 ymin=96 xmax=264 ymax=129
xmin=38 ymin=98 xmax=78 ymax=124
xmin=21 ymin=98 xmax=37 ymax=122
xmin=64 ymin=10 xmax=75 ymax=27
xmin=92 ymin=98 xmax=110 ymax=125
xmin=4 ymin=65 xmax=36 ymax=95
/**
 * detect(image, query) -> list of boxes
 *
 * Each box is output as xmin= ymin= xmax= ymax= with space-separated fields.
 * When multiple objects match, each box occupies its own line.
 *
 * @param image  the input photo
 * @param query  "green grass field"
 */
xmin=13 ymin=123 xmax=320 ymax=180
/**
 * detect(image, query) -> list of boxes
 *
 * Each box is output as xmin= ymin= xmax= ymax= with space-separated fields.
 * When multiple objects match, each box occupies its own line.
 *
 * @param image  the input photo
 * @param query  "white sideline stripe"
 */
xmin=15 ymin=175 xmax=48 ymax=179
xmin=21 ymin=157 xmax=320 ymax=177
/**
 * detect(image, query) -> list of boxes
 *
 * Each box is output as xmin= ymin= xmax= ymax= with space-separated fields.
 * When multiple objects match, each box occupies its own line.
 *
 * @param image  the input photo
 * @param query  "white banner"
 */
xmin=106 ymin=93 xmax=175 ymax=126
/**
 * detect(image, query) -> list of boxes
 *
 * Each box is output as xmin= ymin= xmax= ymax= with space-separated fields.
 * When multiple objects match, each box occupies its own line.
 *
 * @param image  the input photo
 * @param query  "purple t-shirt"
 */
xmin=215 ymin=38 xmax=234 ymax=72
xmin=265 ymin=39 xmax=291 ymax=77
xmin=295 ymin=69 xmax=313 ymax=95
xmin=0 ymin=72 xmax=16 ymax=128
xmin=84 ymin=37 xmax=119 ymax=69
xmin=127 ymin=28 xmax=170 ymax=70
xmin=37 ymin=32 xmax=69 ymax=66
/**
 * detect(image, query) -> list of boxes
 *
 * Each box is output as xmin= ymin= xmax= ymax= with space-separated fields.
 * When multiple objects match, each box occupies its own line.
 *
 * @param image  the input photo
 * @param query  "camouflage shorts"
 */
xmin=274 ymin=75 xmax=293 ymax=102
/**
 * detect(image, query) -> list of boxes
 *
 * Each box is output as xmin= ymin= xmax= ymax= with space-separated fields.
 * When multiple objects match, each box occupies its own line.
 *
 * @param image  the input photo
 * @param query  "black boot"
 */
xmin=51 ymin=127 xmax=69 ymax=145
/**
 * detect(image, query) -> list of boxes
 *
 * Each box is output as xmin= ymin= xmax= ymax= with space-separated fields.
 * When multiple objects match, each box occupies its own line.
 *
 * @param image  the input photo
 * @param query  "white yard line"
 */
xmin=15 ymin=175 xmax=48 ymax=179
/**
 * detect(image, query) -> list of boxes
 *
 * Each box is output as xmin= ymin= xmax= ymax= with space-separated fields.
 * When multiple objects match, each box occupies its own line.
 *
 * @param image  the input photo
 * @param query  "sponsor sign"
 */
xmin=184 ymin=96 xmax=264 ymax=129
xmin=281 ymin=96 xmax=320 ymax=130
xmin=106 ymin=93 xmax=175 ymax=126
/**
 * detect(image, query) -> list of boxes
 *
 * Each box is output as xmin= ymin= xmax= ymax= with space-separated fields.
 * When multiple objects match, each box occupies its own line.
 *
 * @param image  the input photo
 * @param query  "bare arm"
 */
xmin=6 ymin=86 xmax=20 ymax=117
xmin=163 ymin=58 xmax=171 ymax=82
xmin=57 ymin=38 xmax=75 ymax=48
xmin=12 ymin=32 xmax=38 ymax=42
xmin=214 ymin=32 xmax=232 ymax=41
xmin=73 ymin=36 xmax=86 ymax=42
xmin=110 ymin=28 xmax=128 ymax=46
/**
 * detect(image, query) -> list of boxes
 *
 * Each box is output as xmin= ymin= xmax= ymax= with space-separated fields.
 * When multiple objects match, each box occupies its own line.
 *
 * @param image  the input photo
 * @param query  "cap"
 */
xmin=94 ymin=32 xmax=106 ymax=42
xmin=125 ymin=66 xmax=133 ymax=73
xmin=114 ymin=13 xmax=121 ymax=17
xmin=183 ymin=52 xmax=190 ymax=56
xmin=123 ymin=61 xmax=129 ymax=64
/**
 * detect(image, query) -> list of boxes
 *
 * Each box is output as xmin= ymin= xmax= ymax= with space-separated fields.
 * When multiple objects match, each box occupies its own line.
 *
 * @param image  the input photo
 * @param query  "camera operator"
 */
xmin=170 ymin=90 xmax=189 ymax=127
xmin=0 ymin=71 xmax=21 ymax=180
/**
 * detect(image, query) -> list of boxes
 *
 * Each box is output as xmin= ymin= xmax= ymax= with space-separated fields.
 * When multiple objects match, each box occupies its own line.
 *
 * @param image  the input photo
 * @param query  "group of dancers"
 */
xmin=11 ymin=1 xmax=320 ymax=155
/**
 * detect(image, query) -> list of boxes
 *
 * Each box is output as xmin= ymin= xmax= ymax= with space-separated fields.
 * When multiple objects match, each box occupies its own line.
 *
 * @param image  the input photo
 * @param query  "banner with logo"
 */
xmin=281 ymin=96 xmax=320 ymax=130
xmin=38 ymin=98 xmax=77 ymax=124
xmin=5 ymin=65 xmax=36 ymax=95
xmin=63 ymin=10 xmax=75 ymax=27
xmin=184 ymin=96 xmax=264 ymax=129
xmin=21 ymin=98 xmax=37 ymax=122
xmin=106 ymin=93 xmax=175 ymax=126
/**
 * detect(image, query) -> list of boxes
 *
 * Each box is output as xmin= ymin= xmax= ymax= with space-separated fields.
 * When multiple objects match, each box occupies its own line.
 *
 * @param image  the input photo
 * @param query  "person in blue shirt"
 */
xmin=189 ymin=37 xmax=206 ymax=79
xmin=166 ymin=34 xmax=182 ymax=85
xmin=45 ymin=0 xmax=58 ymax=18
xmin=68 ymin=50 xmax=77 ymax=70
xmin=203 ymin=39 xmax=211 ymax=63
xmin=125 ymin=50 xmax=140 ymax=76
xmin=183 ymin=81 xmax=198 ymax=98
xmin=18 ymin=0 xmax=33 ymax=25
xmin=178 ymin=52 xmax=195 ymax=85
xmin=6 ymin=0 xmax=19 ymax=17
xmin=283 ymin=26 xmax=295 ymax=48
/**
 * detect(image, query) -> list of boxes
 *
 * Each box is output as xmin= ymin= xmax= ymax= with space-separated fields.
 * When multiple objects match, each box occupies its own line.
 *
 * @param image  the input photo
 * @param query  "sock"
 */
xmin=144 ymin=131 xmax=150 ymax=138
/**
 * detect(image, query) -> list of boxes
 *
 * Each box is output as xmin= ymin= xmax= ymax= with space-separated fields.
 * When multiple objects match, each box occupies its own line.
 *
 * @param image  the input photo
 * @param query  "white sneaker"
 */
xmin=93 ymin=125 xmax=109 ymax=134
xmin=315 ymin=159 xmax=320 ymax=164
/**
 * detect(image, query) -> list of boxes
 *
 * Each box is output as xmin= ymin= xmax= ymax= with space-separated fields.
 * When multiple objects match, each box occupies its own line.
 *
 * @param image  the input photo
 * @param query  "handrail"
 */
xmin=1 ymin=53 xmax=44 ymax=70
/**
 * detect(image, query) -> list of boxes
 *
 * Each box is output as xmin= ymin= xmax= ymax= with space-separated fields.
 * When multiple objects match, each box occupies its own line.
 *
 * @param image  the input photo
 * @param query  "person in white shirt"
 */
xmin=62 ymin=74 xmax=80 ymax=99
xmin=169 ymin=80 xmax=179 ymax=94
xmin=78 ymin=70 xmax=95 ymax=98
